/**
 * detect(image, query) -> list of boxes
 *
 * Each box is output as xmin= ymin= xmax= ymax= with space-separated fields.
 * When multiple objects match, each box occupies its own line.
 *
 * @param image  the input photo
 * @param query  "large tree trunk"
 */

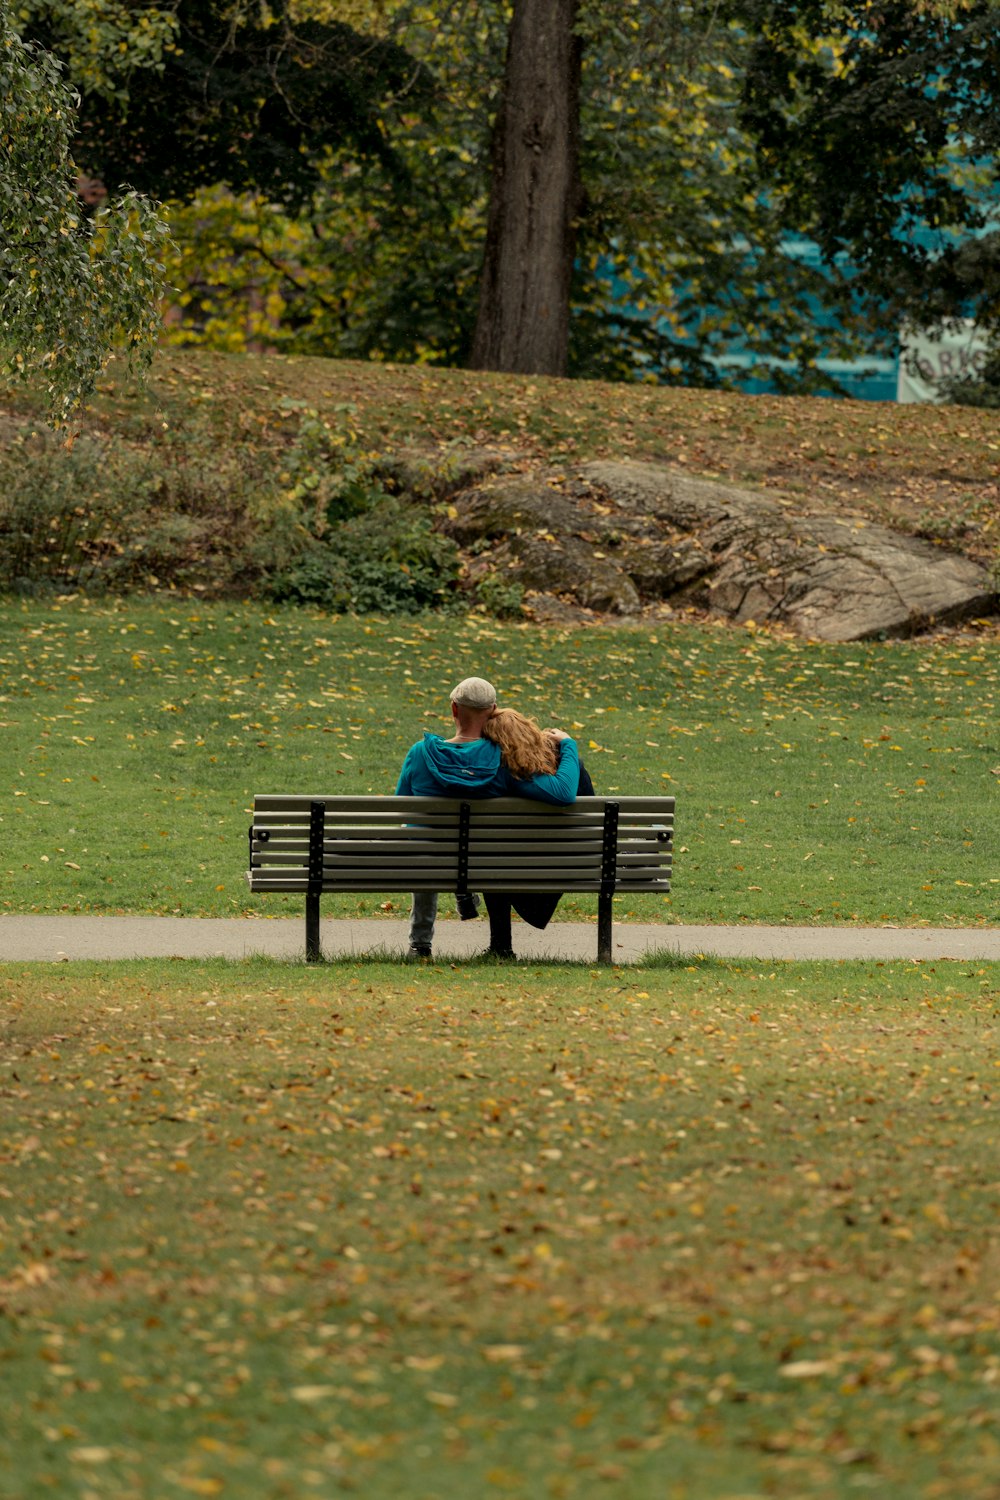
xmin=469 ymin=0 xmax=581 ymax=377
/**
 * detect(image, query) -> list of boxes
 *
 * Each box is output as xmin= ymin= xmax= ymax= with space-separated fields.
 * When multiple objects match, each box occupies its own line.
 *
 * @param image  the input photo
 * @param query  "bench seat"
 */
xmin=247 ymin=794 xmax=675 ymax=962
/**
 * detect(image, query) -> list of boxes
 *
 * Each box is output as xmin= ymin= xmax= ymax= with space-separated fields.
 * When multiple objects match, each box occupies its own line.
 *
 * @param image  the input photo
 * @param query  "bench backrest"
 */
xmin=248 ymin=795 xmax=674 ymax=895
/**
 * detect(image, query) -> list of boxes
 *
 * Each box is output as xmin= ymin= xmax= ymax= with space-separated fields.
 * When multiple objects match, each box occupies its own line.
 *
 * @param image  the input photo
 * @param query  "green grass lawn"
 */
xmin=1 ymin=957 xmax=997 ymax=1499
xmin=1 ymin=598 xmax=997 ymax=926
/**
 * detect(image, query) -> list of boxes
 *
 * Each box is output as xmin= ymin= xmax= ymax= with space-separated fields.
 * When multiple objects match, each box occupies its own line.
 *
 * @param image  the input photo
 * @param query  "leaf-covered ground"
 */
xmin=1 ymin=957 xmax=998 ymax=1499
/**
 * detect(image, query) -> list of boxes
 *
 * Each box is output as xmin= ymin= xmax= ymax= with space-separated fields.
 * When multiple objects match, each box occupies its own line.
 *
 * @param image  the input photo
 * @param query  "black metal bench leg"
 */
xmin=597 ymin=892 xmax=613 ymax=965
xmin=598 ymin=801 xmax=619 ymax=965
xmin=306 ymin=893 xmax=321 ymax=962
xmin=305 ymin=799 xmax=326 ymax=962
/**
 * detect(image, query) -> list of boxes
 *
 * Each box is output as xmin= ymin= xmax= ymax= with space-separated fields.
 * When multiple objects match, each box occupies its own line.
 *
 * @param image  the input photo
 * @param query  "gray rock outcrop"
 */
xmin=441 ymin=459 xmax=997 ymax=640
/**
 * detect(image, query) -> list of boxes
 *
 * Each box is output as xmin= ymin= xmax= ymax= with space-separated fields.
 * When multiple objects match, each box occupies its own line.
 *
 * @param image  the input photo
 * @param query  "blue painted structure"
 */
xmin=601 ymin=217 xmax=993 ymax=403
xmin=708 ymin=235 xmax=900 ymax=401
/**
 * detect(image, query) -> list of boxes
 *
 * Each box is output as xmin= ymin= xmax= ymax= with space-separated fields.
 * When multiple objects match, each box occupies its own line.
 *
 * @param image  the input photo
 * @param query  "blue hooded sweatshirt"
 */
xmin=395 ymin=733 xmax=580 ymax=804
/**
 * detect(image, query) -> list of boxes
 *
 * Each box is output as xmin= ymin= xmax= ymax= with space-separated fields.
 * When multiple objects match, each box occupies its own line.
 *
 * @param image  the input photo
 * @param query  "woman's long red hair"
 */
xmin=482 ymin=708 xmax=559 ymax=780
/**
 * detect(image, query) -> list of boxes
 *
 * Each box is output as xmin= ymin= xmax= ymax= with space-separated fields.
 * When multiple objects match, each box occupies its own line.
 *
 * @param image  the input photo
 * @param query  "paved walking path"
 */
xmin=2 ymin=915 xmax=998 ymax=964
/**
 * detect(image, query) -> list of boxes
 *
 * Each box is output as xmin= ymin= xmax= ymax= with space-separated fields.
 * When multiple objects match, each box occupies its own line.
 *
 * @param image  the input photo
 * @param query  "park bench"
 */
xmin=247 ymin=794 xmax=675 ymax=964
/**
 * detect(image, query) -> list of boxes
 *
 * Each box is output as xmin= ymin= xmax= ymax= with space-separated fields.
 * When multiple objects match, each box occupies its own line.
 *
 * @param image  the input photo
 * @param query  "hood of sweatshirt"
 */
xmin=419 ymin=732 xmax=501 ymax=791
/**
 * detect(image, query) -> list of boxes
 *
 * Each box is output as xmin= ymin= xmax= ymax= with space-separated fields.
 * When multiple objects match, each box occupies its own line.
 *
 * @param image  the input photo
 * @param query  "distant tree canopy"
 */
xmin=17 ymin=0 xmax=1000 ymax=390
xmin=22 ymin=0 xmax=430 ymax=211
xmin=738 ymin=0 xmax=1000 ymax=330
xmin=467 ymin=0 xmax=1000 ymax=376
xmin=0 ymin=5 xmax=167 ymax=420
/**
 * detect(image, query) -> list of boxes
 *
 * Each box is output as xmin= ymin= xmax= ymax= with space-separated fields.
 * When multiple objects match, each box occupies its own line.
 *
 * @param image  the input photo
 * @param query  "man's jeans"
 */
xmin=409 ymin=890 xmax=438 ymax=948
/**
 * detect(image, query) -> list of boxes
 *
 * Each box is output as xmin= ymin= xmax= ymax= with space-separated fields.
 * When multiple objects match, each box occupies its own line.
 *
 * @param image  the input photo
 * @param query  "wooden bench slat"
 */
xmin=250 ymin=839 xmax=670 ymax=862
xmin=251 ymin=840 xmax=631 ymax=862
xmin=251 ymin=796 xmax=674 ymax=820
xmin=251 ymin=822 xmax=617 ymax=846
xmin=253 ymin=822 xmax=672 ymax=841
xmin=251 ymin=874 xmax=671 ymax=888
xmin=252 ymin=824 xmax=672 ymax=841
xmin=250 ymin=824 xmax=670 ymax=839
xmin=251 ymin=864 xmax=670 ymax=884
xmin=250 ymin=812 xmax=621 ymax=830
xmin=251 ymin=794 xmax=674 ymax=810
xmin=250 ymin=873 xmax=670 ymax=887
xmin=254 ymin=838 xmax=463 ymax=857
xmin=250 ymin=865 xmax=671 ymax=881
xmin=252 ymin=859 xmax=663 ymax=876
xmin=250 ymin=878 xmax=672 ymax=890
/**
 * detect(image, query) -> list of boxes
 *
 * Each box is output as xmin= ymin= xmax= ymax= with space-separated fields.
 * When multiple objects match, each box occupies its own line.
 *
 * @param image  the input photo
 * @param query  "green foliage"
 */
xmin=472 ymin=569 xmax=526 ymax=618
xmin=15 ymin=0 xmax=437 ymax=365
xmin=0 ymin=9 xmax=168 ymax=421
xmin=334 ymin=495 xmax=460 ymax=613
xmin=159 ymin=188 xmax=329 ymax=354
xmin=941 ymin=340 xmax=1000 ymax=407
xmin=277 ymin=400 xmax=390 ymax=524
xmin=260 ymin=473 xmax=464 ymax=616
xmin=19 ymin=1 xmax=1000 ymax=389
xmin=261 ymin=537 xmax=352 ymax=610
xmin=22 ymin=0 xmax=428 ymax=209
xmin=14 ymin=0 xmax=177 ymax=101
xmin=0 ymin=426 xmax=270 ymax=594
xmin=737 ymin=0 xmax=1000 ymax=331
xmin=0 ymin=436 xmax=133 ymax=593
xmin=160 ymin=0 xmax=898 ymax=389
xmin=260 ymin=402 xmax=462 ymax=611
xmin=0 ymin=426 xmax=215 ymax=594
xmin=307 ymin=1 xmax=860 ymax=384
xmin=0 ymin=399 xmax=462 ymax=611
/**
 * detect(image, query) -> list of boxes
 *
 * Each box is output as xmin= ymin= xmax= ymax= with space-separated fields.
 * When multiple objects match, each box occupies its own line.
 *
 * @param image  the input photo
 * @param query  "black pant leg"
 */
xmin=484 ymin=892 xmax=513 ymax=953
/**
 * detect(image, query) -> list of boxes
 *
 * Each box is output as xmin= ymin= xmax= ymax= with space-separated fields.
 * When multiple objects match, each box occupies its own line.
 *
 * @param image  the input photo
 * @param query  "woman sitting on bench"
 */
xmin=480 ymin=709 xmax=595 ymax=960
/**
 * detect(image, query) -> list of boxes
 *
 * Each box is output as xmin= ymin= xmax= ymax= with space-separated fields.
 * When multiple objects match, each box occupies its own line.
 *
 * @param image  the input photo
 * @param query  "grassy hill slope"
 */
xmin=3 ymin=349 xmax=999 ymax=572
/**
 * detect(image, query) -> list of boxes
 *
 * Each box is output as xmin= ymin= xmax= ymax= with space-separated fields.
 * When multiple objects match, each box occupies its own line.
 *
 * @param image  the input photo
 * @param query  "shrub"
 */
xmin=941 ymin=344 xmax=1000 ymax=409
xmin=256 ymin=408 xmax=461 ymax=612
xmin=277 ymin=401 xmax=390 ymax=526
xmin=260 ymin=509 xmax=461 ymax=614
xmin=472 ymin=570 xmax=525 ymax=618
xmin=260 ymin=530 xmax=353 ymax=610
xmin=0 ymin=422 xmax=278 ymax=595
xmin=0 ymin=436 xmax=157 ymax=593
xmin=333 ymin=498 xmax=460 ymax=614
xmin=0 ymin=405 xmax=464 ymax=614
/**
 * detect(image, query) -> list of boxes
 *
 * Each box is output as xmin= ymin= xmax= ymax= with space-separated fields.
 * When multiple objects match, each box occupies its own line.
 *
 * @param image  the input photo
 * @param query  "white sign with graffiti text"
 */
xmin=897 ymin=321 xmax=991 ymax=403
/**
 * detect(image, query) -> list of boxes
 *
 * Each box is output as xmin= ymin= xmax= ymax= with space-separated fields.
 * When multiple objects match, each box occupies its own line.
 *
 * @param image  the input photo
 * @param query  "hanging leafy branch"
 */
xmin=0 ymin=6 xmax=168 ymax=421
